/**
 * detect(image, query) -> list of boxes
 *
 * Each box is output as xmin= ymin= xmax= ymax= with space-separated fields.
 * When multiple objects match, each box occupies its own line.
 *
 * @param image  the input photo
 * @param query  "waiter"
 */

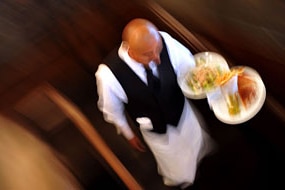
xmin=95 ymin=18 xmax=213 ymax=188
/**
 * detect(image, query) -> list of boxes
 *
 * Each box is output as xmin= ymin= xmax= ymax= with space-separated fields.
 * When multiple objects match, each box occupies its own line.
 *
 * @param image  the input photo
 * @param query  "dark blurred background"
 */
xmin=0 ymin=0 xmax=284 ymax=189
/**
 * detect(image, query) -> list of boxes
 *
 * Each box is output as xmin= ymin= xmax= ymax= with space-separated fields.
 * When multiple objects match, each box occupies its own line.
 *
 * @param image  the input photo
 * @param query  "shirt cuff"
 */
xmin=117 ymin=125 xmax=135 ymax=140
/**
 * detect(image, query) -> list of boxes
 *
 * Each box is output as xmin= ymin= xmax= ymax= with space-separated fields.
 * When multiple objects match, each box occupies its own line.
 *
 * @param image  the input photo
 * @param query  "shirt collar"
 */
xmin=118 ymin=43 xmax=145 ymax=71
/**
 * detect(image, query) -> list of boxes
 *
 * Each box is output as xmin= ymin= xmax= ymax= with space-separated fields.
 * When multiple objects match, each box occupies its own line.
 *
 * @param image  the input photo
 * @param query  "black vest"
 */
xmin=104 ymin=38 xmax=184 ymax=134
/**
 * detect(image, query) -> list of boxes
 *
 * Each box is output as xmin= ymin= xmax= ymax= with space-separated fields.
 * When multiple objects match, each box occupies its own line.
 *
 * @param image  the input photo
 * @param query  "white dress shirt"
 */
xmin=95 ymin=31 xmax=196 ymax=140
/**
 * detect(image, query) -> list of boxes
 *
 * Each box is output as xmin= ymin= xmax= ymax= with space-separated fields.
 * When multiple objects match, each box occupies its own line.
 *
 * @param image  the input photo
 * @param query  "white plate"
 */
xmin=209 ymin=66 xmax=266 ymax=124
xmin=179 ymin=51 xmax=230 ymax=99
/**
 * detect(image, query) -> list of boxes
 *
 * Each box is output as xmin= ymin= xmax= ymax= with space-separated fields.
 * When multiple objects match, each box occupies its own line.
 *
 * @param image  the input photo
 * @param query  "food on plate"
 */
xmin=219 ymin=70 xmax=242 ymax=116
xmin=186 ymin=66 xmax=224 ymax=92
xmin=195 ymin=57 xmax=206 ymax=66
xmin=213 ymin=66 xmax=257 ymax=115
xmin=219 ymin=67 xmax=257 ymax=111
xmin=216 ymin=67 xmax=244 ymax=86
xmin=238 ymin=72 xmax=257 ymax=109
xmin=227 ymin=92 xmax=241 ymax=115
xmin=186 ymin=65 xmax=242 ymax=93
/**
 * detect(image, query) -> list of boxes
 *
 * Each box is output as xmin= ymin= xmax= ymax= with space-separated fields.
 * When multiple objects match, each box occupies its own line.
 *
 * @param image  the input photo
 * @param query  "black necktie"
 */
xmin=145 ymin=67 xmax=160 ymax=93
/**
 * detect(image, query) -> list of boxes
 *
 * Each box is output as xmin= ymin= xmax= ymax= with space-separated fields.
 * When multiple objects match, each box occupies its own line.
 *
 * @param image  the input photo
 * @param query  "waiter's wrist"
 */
xmin=120 ymin=127 xmax=135 ymax=140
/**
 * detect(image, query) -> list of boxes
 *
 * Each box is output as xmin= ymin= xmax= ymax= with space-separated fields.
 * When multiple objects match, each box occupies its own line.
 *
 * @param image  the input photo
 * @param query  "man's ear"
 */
xmin=123 ymin=41 xmax=134 ymax=58
xmin=122 ymin=41 xmax=129 ymax=50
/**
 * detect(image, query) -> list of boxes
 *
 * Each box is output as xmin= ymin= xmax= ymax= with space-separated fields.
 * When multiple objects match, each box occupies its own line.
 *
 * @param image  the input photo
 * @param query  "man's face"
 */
xmin=128 ymin=35 xmax=163 ymax=66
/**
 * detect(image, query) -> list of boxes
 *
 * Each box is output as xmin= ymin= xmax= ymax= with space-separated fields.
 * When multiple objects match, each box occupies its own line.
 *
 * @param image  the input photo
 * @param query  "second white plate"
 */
xmin=209 ymin=66 xmax=266 ymax=124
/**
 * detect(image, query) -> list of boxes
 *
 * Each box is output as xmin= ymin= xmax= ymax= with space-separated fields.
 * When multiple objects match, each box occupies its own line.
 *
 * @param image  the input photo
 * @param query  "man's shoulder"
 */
xmin=159 ymin=31 xmax=172 ymax=39
xmin=159 ymin=31 xmax=177 ymax=46
xmin=95 ymin=64 xmax=110 ymax=76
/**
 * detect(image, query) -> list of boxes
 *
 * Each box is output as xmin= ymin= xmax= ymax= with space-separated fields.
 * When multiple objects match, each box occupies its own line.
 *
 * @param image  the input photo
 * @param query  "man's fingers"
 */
xmin=129 ymin=136 xmax=146 ymax=152
xmin=136 ymin=142 xmax=146 ymax=152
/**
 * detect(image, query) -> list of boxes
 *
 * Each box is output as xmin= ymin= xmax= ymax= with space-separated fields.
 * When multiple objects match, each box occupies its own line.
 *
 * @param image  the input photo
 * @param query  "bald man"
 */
xmin=95 ymin=18 xmax=213 ymax=188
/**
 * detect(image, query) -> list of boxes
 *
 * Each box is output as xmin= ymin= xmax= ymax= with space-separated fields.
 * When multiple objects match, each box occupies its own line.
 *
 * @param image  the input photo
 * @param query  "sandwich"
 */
xmin=238 ymin=72 xmax=257 ymax=109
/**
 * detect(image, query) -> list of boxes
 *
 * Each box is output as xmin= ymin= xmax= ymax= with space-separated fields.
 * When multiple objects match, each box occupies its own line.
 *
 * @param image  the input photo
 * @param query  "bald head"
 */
xmin=122 ymin=18 xmax=157 ymax=40
xmin=122 ymin=18 xmax=162 ymax=66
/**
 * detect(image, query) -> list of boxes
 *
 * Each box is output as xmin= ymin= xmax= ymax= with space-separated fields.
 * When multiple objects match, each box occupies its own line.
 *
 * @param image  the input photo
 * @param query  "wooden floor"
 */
xmin=189 ymin=99 xmax=285 ymax=190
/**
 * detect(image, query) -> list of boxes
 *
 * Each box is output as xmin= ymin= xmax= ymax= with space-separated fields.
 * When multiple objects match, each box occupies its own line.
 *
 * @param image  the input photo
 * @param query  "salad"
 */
xmin=186 ymin=65 xmax=224 ymax=93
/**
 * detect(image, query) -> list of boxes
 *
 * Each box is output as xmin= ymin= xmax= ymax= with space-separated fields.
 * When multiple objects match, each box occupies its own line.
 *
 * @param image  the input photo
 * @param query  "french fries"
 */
xmin=215 ymin=67 xmax=245 ymax=86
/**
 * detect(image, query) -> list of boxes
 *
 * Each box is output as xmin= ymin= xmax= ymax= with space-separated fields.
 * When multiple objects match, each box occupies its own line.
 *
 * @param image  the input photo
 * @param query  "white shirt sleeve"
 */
xmin=95 ymin=64 xmax=135 ymax=140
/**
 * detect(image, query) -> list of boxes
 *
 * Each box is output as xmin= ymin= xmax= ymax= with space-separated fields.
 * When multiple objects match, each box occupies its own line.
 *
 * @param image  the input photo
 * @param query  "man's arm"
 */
xmin=95 ymin=64 xmax=146 ymax=152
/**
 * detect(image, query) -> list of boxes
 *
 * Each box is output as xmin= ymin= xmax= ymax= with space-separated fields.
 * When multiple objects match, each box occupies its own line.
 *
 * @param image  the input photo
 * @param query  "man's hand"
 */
xmin=128 ymin=136 xmax=146 ymax=152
